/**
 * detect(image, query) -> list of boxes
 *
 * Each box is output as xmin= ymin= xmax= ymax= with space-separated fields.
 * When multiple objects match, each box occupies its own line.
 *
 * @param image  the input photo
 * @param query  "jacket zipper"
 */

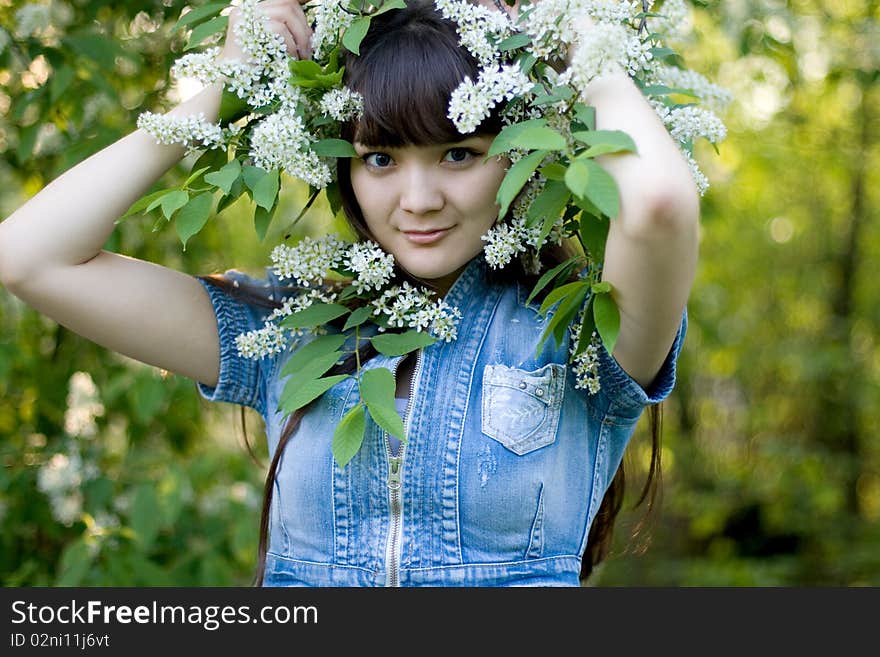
xmin=384 ymin=350 xmax=421 ymax=587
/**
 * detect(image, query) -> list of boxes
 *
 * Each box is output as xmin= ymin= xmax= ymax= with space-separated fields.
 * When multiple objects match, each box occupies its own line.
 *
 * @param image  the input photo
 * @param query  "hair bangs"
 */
xmin=342 ymin=12 xmax=502 ymax=146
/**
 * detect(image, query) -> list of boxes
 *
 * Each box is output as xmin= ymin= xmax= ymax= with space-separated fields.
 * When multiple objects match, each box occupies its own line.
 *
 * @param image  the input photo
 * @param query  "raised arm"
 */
xmin=0 ymin=0 xmax=313 ymax=388
xmin=573 ymin=17 xmax=700 ymax=389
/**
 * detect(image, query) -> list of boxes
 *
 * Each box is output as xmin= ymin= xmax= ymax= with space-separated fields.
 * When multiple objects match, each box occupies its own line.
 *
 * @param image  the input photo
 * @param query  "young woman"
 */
xmin=0 ymin=0 xmax=699 ymax=586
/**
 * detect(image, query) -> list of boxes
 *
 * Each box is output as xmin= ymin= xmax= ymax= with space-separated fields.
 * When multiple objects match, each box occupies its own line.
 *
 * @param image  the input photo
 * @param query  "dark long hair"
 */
xmin=201 ymin=0 xmax=663 ymax=586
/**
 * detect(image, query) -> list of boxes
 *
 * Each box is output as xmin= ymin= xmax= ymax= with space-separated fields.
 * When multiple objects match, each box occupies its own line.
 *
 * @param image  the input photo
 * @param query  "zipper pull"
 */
xmin=388 ymin=456 xmax=402 ymax=491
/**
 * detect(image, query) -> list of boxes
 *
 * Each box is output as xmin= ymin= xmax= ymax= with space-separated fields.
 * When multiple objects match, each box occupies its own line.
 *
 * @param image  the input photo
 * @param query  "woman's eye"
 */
xmin=445 ymin=148 xmax=477 ymax=163
xmin=364 ymin=152 xmax=393 ymax=168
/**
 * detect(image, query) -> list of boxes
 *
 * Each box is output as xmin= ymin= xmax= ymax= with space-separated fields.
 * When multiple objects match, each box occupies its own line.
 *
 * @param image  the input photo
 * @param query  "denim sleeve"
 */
xmin=195 ymin=269 xmax=277 ymax=416
xmin=594 ymin=307 xmax=688 ymax=414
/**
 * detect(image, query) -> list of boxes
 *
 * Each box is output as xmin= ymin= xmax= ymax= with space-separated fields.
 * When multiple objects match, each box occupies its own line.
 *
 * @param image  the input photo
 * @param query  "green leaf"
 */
xmin=49 ymin=65 xmax=75 ymax=103
xmin=498 ymin=32 xmax=532 ymax=51
xmin=574 ymin=296 xmax=597 ymax=357
xmin=526 ymin=179 xmax=570 ymax=229
xmin=280 ymin=352 xmax=345 ymax=407
xmin=525 ymin=257 xmax=581 ymax=306
xmin=252 ymin=168 xmax=279 ymax=211
xmin=184 ymin=166 xmax=211 ymax=188
xmin=281 ymin=334 xmax=347 ymax=377
xmin=531 ymin=85 xmax=575 ymax=106
xmin=56 ymin=538 xmax=95 ymax=586
xmin=16 ymin=123 xmax=39 ymax=164
xmin=204 ymin=159 xmax=242 ymax=194
xmin=511 ymin=126 xmax=568 ymax=151
xmin=217 ymin=177 xmax=245 ymax=214
xmin=488 ymin=118 xmax=547 ymax=157
xmin=122 ymin=189 xmax=172 ymax=219
xmin=497 ymin=150 xmax=547 ymax=219
xmin=580 ymin=159 xmax=620 ymax=218
xmin=342 ymin=16 xmax=371 ymax=55
xmin=130 ymin=484 xmax=162 ymax=550
xmin=572 ymin=129 xmax=638 ymax=156
xmin=538 ymin=285 xmax=589 ymax=351
xmin=371 ymin=330 xmax=436 ymax=356
xmin=591 ymin=281 xmax=611 ymax=294
xmin=159 ymin=190 xmax=190 ymax=221
xmin=280 ymin=303 xmax=350 ymax=329
xmin=253 ymin=200 xmax=277 ymax=241
xmin=361 ymin=368 xmax=406 ymax=440
xmin=173 ymin=2 xmax=227 ymax=32
xmin=289 ymin=59 xmax=324 ymax=79
xmin=579 ymin=213 xmax=609 ymax=263
xmin=185 ymin=15 xmax=228 ymax=51
xmin=538 ymin=280 xmax=590 ymax=316
xmin=332 ymin=403 xmax=366 ymax=469
xmin=564 ymin=159 xmax=590 ymax=198
xmin=573 ymin=103 xmax=596 ymax=131
xmin=312 ymin=139 xmax=358 ymax=158
xmin=278 ymin=374 xmax=349 ymax=414
xmin=242 ymin=165 xmax=268 ymax=196
xmin=593 ymin=291 xmax=620 ymax=354
xmin=343 ymin=306 xmax=375 ymax=331
xmin=374 ymin=0 xmax=408 ymax=16
xmin=219 ymin=88 xmax=250 ymax=123
xmin=539 ymin=162 xmax=567 ymax=180
xmin=175 ymin=192 xmax=214 ymax=249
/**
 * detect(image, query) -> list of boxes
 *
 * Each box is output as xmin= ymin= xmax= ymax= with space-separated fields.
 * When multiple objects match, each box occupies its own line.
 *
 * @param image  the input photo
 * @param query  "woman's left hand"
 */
xmin=474 ymin=0 xmax=520 ymax=22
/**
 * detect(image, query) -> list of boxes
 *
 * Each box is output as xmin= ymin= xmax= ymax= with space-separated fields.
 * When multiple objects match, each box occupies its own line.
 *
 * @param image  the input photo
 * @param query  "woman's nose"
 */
xmin=399 ymin=168 xmax=444 ymax=214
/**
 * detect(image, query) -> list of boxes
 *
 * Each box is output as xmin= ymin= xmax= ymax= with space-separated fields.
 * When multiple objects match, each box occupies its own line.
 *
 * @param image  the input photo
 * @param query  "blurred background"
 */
xmin=0 ymin=0 xmax=877 ymax=586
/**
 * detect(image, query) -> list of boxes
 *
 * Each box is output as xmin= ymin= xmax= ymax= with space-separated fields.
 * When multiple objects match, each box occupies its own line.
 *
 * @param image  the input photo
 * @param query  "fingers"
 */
xmin=223 ymin=0 xmax=314 ymax=61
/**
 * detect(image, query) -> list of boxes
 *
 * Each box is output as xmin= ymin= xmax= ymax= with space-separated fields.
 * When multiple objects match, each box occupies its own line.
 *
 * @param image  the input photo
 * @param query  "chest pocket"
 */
xmin=481 ymin=363 xmax=566 ymax=455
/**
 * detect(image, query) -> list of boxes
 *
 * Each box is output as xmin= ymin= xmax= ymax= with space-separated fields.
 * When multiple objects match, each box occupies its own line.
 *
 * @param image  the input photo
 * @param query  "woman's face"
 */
xmin=350 ymin=135 xmax=509 ymax=297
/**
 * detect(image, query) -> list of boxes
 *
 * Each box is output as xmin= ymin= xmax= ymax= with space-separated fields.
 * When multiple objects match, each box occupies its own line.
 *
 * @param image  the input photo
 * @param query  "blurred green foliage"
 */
xmin=0 ymin=0 xmax=877 ymax=586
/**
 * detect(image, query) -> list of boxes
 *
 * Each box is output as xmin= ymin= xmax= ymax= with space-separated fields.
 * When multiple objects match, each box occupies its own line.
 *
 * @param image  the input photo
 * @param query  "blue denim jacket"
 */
xmin=197 ymin=253 xmax=687 ymax=586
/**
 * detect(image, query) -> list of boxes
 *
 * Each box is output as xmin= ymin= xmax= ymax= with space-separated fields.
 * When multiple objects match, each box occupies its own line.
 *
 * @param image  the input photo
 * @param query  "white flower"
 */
xmin=137 ymin=111 xmax=226 ymax=155
xmin=568 ymin=320 xmax=602 ymax=394
xmin=448 ymin=64 xmax=533 ymax=134
xmin=344 ymin=241 xmax=395 ymax=294
xmin=235 ymin=322 xmax=288 ymax=358
xmin=561 ymin=21 xmax=654 ymax=92
xmin=64 ymin=372 xmax=104 ymax=438
xmin=320 ymin=87 xmax=364 ymax=121
xmin=651 ymin=64 xmax=733 ymax=114
xmin=308 ymin=0 xmax=356 ymax=60
xmin=666 ymin=105 xmax=728 ymax=145
xmin=269 ymin=235 xmax=347 ymax=286
xmin=249 ymin=104 xmax=333 ymax=188
xmin=434 ymin=0 xmax=516 ymax=66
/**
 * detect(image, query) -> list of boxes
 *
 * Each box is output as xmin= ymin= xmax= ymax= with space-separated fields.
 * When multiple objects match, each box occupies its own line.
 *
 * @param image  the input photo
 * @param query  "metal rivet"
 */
xmin=519 ymin=382 xmax=527 ymax=390
xmin=536 ymin=388 xmax=544 ymax=397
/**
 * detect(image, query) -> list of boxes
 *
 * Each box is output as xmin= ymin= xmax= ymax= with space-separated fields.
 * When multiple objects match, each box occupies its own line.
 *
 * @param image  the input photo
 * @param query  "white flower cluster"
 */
xmin=64 ymin=371 xmax=104 ymax=438
xmin=371 ymin=282 xmax=462 ymax=342
xmin=435 ymin=0 xmax=515 ymax=66
xmin=344 ymin=241 xmax=396 ymax=294
xmin=666 ymin=105 xmax=728 ymax=145
xmin=308 ymin=0 xmax=356 ymax=60
xmin=249 ymin=104 xmax=333 ymax=188
xmin=136 ymin=111 xmax=226 ymax=155
xmin=648 ymin=0 xmax=691 ymax=41
xmin=320 ymin=87 xmax=365 ymax=121
xmin=482 ymin=215 xmax=538 ymax=269
xmin=270 ymin=235 xmax=346 ymax=285
xmin=560 ymin=21 xmax=653 ymax=89
xmin=37 ymin=445 xmax=99 ymax=526
xmin=652 ymin=64 xmax=733 ymax=114
xmin=235 ymin=322 xmax=288 ymax=358
xmin=568 ymin=309 xmax=602 ymax=394
xmin=448 ymin=64 xmax=533 ymax=133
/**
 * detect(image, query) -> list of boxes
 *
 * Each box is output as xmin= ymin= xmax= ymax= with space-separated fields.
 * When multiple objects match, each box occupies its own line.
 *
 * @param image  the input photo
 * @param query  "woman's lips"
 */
xmin=402 ymin=228 xmax=451 ymax=244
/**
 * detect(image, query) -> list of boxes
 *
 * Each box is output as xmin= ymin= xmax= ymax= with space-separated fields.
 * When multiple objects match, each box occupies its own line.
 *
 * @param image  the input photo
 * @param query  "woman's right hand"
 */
xmin=219 ymin=0 xmax=314 ymax=62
